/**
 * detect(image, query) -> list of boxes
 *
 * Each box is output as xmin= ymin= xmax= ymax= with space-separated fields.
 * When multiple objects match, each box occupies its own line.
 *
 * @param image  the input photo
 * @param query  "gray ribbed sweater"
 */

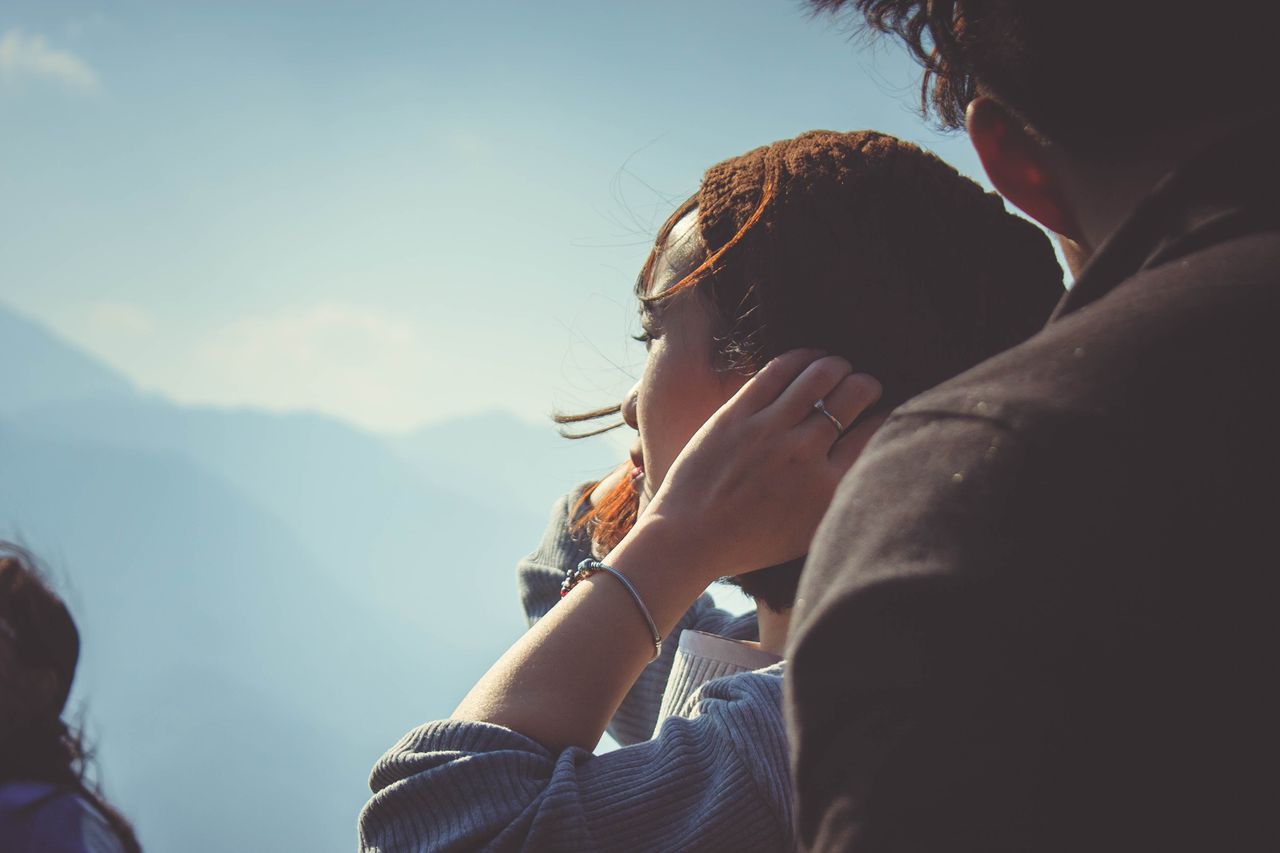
xmin=358 ymin=489 xmax=793 ymax=852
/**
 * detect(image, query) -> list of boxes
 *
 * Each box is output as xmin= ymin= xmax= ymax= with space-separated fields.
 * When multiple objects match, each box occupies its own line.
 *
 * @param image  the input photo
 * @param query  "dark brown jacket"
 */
xmin=787 ymin=115 xmax=1280 ymax=852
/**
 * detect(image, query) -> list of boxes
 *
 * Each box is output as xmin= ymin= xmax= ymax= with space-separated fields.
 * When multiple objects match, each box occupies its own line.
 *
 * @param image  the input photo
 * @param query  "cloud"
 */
xmin=0 ymin=28 xmax=100 ymax=93
xmin=185 ymin=302 xmax=446 ymax=432
xmin=85 ymin=302 xmax=156 ymax=338
xmin=53 ymin=298 xmax=543 ymax=432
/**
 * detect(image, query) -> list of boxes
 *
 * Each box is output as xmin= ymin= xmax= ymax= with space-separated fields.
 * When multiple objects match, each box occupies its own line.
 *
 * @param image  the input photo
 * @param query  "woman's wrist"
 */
xmin=599 ymin=515 xmax=725 ymax=637
xmin=452 ymin=499 xmax=725 ymax=752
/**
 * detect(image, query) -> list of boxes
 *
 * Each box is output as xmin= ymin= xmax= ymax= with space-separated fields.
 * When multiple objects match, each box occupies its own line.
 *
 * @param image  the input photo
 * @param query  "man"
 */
xmin=787 ymin=3 xmax=1280 ymax=851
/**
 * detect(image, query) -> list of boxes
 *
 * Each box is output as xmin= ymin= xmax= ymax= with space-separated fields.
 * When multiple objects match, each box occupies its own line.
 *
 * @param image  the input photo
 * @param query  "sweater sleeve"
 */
xmin=516 ymin=487 xmax=758 ymax=745
xmin=514 ymin=486 xmax=594 ymax=626
xmin=358 ymin=669 xmax=791 ymax=853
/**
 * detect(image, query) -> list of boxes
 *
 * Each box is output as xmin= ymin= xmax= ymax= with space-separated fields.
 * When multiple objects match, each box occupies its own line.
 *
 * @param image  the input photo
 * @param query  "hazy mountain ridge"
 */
xmin=0 ymin=302 xmax=620 ymax=851
xmin=0 ymin=305 xmax=138 ymax=415
xmin=0 ymin=424 xmax=384 ymax=849
xmin=392 ymin=409 xmax=623 ymax=519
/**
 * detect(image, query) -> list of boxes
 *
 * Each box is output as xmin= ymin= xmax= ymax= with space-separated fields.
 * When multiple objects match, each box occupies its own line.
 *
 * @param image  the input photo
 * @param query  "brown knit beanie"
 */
xmin=659 ymin=129 xmax=1062 ymax=410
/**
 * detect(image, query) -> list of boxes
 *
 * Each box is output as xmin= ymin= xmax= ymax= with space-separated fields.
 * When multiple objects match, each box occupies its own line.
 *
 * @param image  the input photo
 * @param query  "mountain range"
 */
xmin=0 ymin=303 xmax=624 ymax=851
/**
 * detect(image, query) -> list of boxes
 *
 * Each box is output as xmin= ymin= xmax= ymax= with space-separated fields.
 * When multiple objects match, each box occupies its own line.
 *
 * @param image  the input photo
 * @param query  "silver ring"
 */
xmin=813 ymin=398 xmax=844 ymax=433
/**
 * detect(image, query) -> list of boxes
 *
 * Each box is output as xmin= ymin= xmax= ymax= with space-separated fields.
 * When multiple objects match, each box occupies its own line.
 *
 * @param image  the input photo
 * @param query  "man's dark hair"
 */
xmin=810 ymin=1 xmax=1275 ymax=153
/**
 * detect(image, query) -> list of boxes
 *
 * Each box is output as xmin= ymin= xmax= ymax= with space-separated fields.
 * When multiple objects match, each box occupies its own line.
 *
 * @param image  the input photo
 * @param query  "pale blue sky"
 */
xmin=2 ymin=0 xmax=999 ymax=432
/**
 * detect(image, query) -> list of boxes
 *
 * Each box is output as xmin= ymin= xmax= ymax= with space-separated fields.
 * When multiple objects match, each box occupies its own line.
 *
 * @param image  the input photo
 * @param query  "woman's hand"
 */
xmin=619 ymin=349 xmax=884 ymax=582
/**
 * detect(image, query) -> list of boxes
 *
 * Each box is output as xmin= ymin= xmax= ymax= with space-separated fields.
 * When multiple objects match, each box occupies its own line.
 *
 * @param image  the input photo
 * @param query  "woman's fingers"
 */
xmin=639 ymin=350 xmax=885 ymax=577
xmin=828 ymin=411 xmax=891 ymax=473
xmin=726 ymin=348 xmax=828 ymax=415
xmin=762 ymin=355 xmax=854 ymax=426
xmin=800 ymin=371 xmax=882 ymax=441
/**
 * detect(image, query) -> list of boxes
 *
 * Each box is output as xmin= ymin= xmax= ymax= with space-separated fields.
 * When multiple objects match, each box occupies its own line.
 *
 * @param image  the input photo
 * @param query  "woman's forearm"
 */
xmin=452 ymin=515 xmax=715 ymax=752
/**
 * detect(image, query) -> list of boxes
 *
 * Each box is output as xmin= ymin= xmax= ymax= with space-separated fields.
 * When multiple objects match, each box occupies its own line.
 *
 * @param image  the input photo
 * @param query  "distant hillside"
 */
xmin=391 ymin=409 xmax=623 ymax=519
xmin=0 ymin=302 xmax=627 ymax=852
xmin=12 ymin=394 xmax=554 ymax=626
xmin=0 ymin=425 xmax=476 ymax=851
xmin=0 ymin=304 xmax=137 ymax=414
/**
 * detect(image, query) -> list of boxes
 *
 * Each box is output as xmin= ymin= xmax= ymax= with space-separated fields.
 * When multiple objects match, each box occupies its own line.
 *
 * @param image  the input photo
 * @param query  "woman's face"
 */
xmin=622 ymin=211 xmax=748 ymax=515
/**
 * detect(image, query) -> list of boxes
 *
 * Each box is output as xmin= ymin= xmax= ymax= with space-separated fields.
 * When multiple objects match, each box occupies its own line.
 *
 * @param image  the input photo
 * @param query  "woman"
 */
xmin=359 ymin=130 xmax=1063 ymax=851
xmin=0 ymin=545 xmax=142 ymax=853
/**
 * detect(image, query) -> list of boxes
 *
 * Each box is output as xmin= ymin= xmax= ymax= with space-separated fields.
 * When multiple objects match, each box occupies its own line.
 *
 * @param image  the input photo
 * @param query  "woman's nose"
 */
xmin=621 ymin=383 xmax=640 ymax=431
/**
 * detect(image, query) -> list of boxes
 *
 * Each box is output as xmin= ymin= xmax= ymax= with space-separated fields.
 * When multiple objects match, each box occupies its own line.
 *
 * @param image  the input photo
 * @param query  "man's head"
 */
xmin=813 ymin=1 xmax=1271 ymax=154
xmin=811 ymin=2 xmax=1276 ymax=252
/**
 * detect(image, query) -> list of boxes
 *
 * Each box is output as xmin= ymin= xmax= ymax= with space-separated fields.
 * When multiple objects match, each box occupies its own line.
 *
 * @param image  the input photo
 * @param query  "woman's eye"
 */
xmin=632 ymin=330 xmax=654 ymax=347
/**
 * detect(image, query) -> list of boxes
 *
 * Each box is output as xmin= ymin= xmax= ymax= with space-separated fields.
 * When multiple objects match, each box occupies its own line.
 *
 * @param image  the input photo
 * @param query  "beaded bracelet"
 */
xmin=561 ymin=558 xmax=662 ymax=661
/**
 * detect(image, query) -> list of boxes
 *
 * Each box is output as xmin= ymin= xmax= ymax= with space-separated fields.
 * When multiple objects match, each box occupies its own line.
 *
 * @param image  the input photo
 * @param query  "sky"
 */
xmin=1 ymin=0 xmax=1003 ymax=434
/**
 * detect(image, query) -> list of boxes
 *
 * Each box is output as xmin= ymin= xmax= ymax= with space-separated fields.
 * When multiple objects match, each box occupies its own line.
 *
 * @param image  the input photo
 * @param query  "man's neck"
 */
xmin=757 ymin=605 xmax=791 ymax=657
xmin=1054 ymin=113 xmax=1264 ymax=262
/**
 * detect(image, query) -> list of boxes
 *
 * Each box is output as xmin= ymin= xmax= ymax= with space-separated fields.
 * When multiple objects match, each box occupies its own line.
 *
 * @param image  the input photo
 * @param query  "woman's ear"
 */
xmin=966 ymin=97 xmax=1084 ymax=243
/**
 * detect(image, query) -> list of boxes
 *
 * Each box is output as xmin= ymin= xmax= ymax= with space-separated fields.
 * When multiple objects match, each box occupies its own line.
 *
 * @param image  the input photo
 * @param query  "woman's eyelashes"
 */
xmin=633 ymin=315 xmax=661 ymax=348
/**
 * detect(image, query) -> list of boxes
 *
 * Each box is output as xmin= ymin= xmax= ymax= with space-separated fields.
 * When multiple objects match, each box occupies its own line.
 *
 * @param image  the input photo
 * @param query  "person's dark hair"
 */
xmin=558 ymin=130 xmax=1062 ymax=610
xmin=808 ymin=1 xmax=1275 ymax=154
xmin=0 ymin=544 xmax=142 ymax=853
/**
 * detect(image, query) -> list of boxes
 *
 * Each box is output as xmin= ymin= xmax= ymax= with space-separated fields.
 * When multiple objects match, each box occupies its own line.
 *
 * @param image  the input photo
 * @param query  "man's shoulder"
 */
xmin=895 ymin=226 xmax=1280 ymax=435
xmin=808 ymin=226 xmax=1280 ymax=598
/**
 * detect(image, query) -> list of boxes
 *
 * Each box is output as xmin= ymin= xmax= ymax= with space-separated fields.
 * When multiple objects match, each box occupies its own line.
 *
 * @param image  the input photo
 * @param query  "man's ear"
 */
xmin=966 ymin=96 xmax=1084 ymax=243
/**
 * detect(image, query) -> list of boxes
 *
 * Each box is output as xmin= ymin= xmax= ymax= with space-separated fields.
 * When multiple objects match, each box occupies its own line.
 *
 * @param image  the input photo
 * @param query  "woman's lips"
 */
xmin=628 ymin=454 xmax=645 ymax=483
